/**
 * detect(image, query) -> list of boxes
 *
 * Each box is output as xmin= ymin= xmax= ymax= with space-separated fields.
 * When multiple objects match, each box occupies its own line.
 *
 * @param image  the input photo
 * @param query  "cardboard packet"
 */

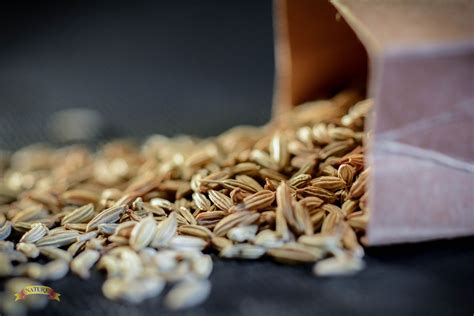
xmin=273 ymin=0 xmax=474 ymax=245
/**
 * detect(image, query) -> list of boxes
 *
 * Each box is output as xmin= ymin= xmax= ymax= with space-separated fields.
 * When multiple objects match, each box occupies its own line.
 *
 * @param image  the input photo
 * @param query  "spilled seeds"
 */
xmin=0 ymin=91 xmax=371 ymax=313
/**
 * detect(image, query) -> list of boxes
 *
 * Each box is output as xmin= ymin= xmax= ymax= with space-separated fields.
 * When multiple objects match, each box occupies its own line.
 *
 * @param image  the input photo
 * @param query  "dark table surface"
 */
xmin=1 ymin=1 xmax=473 ymax=315
xmin=28 ymin=238 xmax=474 ymax=316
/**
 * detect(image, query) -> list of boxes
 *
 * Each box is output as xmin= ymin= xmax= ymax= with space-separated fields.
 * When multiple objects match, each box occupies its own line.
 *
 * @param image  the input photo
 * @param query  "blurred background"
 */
xmin=0 ymin=0 xmax=274 ymax=149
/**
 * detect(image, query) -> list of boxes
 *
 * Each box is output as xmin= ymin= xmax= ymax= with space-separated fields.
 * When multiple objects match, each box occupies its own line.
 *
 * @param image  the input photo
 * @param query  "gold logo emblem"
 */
xmin=14 ymin=285 xmax=61 ymax=301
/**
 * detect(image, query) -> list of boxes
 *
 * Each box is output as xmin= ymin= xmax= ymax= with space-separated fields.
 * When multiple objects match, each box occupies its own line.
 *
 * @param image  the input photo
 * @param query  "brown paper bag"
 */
xmin=273 ymin=0 xmax=474 ymax=245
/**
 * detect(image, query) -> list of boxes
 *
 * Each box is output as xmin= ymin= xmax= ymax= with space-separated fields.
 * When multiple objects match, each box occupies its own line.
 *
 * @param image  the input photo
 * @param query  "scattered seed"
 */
xmin=152 ymin=212 xmax=178 ymax=247
xmin=61 ymin=203 xmax=95 ymax=225
xmin=164 ymin=279 xmax=211 ymax=310
xmin=70 ymin=249 xmax=100 ymax=279
xmin=0 ymin=92 xmax=372 ymax=313
xmin=86 ymin=205 xmax=126 ymax=232
xmin=35 ymin=231 xmax=80 ymax=248
xmin=16 ymin=243 xmax=40 ymax=258
xmin=313 ymin=254 xmax=364 ymax=276
xmin=129 ymin=216 xmax=157 ymax=251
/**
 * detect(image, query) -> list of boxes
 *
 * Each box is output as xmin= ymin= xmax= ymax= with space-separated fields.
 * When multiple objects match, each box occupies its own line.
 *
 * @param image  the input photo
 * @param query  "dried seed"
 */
xmin=184 ymin=151 xmax=213 ymax=168
xmin=97 ymin=255 xmax=121 ymax=277
xmin=293 ymin=201 xmax=313 ymax=235
xmin=210 ymin=236 xmax=233 ymax=251
xmin=108 ymin=235 xmax=129 ymax=246
xmin=16 ymin=243 xmax=40 ymax=258
xmin=12 ymin=221 xmax=33 ymax=233
xmin=129 ymin=215 xmax=157 ymax=250
xmin=70 ymin=249 xmax=100 ymax=279
xmin=153 ymin=251 xmax=178 ymax=272
xmin=270 ymin=132 xmax=290 ymax=170
xmin=61 ymin=203 xmax=95 ymax=225
xmin=329 ymin=127 xmax=355 ymax=140
xmin=11 ymin=206 xmax=48 ymax=224
xmin=320 ymin=164 xmax=338 ymax=176
xmin=342 ymin=224 xmax=364 ymax=257
xmin=319 ymin=139 xmax=355 ymax=160
xmin=169 ymin=235 xmax=207 ymax=251
xmin=47 ymin=227 xmax=69 ymax=236
xmin=275 ymin=196 xmax=290 ymax=241
xmin=231 ymin=162 xmax=260 ymax=175
xmin=191 ymin=254 xmax=213 ymax=279
xmin=176 ymin=206 xmax=197 ymax=225
xmin=311 ymin=176 xmax=346 ymax=191
xmin=98 ymin=223 xmax=119 ymax=235
xmin=288 ymin=174 xmax=312 ymax=188
xmin=114 ymin=221 xmax=137 ymax=238
xmin=276 ymin=182 xmax=298 ymax=233
xmin=164 ymin=279 xmax=211 ymax=310
xmin=312 ymin=123 xmax=330 ymax=144
xmin=253 ymin=230 xmax=284 ymax=248
xmin=236 ymin=175 xmax=264 ymax=192
xmin=239 ymin=190 xmax=275 ymax=211
xmin=208 ymin=190 xmax=234 ymax=212
xmin=24 ymin=262 xmax=44 ymax=279
xmin=220 ymin=243 xmax=266 ymax=259
xmin=213 ymin=211 xmax=259 ymax=237
xmin=346 ymin=211 xmax=369 ymax=230
xmin=152 ymin=212 xmax=177 ymax=247
xmin=41 ymin=260 xmax=69 ymax=280
xmin=61 ymin=189 xmax=99 ymax=205
xmin=35 ymin=231 xmax=80 ymax=247
xmin=192 ymin=192 xmax=212 ymax=211
xmin=0 ymin=220 xmax=12 ymax=240
xmin=67 ymin=240 xmax=86 ymax=256
xmin=133 ymin=199 xmax=166 ymax=216
xmin=292 ymin=160 xmax=316 ymax=178
xmin=63 ymin=222 xmax=87 ymax=231
xmin=150 ymin=197 xmax=174 ymax=210
xmin=178 ymin=224 xmax=214 ymax=240
xmin=298 ymin=196 xmax=324 ymax=210
xmin=267 ymin=243 xmax=322 ymax=264
xmin=250 ymin=149 xmax=279 ymax=170
xmin=76 ymin=231 xmax=98 ymax=242
xmin=227 ymin=225 xmax=258 ymax=242
xmin=258 ymin=210 xmax=276 ymax=226
xmin=0 ymin=240 xmax=15 ymax=252
xmin=86 ymin=237 xmax=106 ymax=250
xmin=297 ymin=186 xmax=336 ymax=203
xmin=337 ymin=164 xmax=355 ymax=185
xmin=321 ymin=211 xmax=343 ymax=234
xmin=342 ymin=199 xmax=359 ymax=216
xmin=0 ymin=253 xmax=13 ymax=276
xmin=196 ymin=211 xmax=226 ymax=227
xmin=298 ymin=234 xmax=341 ymax=251
xmin=86 ymin=204 xmax=126 ymax=232
xmin=298 ymin=126 xmax=315 ymax=144
xmin=103 ymin=276 xmax=165 ymax=303
xmin=259 ymin=168 xmax=287 ymax=181
xmin=313 ymin=255 xmax=364 ymax=276
xmin=8 ymin=250 xmax=28 ymax=263
xmin=39 ymin=246 xmax=73 ymax=262
xmin=348 ymin=168 xmax=369 ymax=199
xmin=340 ymin=153 xmax=365 ymax=170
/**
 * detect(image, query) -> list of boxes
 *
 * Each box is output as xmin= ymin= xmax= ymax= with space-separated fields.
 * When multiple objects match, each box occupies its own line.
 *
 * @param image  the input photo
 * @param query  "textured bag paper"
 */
xmin=273 ymin=0 xmax=474 ymax=244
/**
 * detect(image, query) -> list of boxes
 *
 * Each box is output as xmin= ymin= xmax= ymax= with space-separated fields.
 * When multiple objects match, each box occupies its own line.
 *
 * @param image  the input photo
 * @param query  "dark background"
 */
xmin=0 ymin=0 xmax=274 ymax=148
xmin=1 ymin=1 xmax=473 ymax=315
